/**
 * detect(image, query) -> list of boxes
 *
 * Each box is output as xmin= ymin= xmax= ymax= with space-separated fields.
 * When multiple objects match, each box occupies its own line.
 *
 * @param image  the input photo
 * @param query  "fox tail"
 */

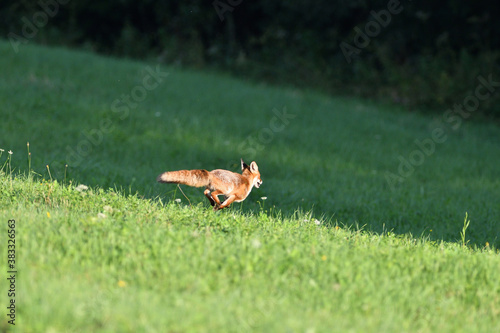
xmin=156 ymin=169 xmax=210 ymax=188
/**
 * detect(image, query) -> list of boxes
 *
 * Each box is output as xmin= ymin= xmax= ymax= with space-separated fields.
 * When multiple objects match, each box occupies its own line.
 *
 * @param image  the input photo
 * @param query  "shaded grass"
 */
xmin=1 ymin=41 xmax=499 ymax=248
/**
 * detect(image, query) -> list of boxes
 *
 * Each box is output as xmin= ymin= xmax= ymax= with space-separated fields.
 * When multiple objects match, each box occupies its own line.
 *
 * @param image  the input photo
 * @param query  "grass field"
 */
xmin=1 ymin=41 xmax=500 ymax=332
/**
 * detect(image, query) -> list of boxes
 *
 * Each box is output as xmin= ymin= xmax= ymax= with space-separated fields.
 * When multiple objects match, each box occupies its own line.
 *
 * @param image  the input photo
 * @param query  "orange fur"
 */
xmin=157 ymin=159 xmax=262 ymax=211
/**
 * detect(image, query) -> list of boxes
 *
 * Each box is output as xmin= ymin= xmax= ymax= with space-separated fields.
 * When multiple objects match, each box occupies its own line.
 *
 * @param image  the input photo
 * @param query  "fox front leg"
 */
xmin=214 ymin=195 xmax=236 ymax=211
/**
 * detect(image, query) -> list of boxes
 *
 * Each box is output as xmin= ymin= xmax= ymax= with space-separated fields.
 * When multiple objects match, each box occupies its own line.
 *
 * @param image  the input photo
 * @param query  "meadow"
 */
xmin=0 ymin=40 xmax=500 ymax=332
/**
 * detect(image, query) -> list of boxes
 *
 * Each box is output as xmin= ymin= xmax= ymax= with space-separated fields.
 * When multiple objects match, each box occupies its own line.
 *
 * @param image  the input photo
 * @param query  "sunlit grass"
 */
xmin=1 ymin=171 xmax=499 ymax=332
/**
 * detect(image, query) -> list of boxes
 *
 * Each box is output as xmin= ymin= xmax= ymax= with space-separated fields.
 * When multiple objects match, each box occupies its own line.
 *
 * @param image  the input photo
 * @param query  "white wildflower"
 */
xmin=75 ymin=184 xmax=89 ymax=192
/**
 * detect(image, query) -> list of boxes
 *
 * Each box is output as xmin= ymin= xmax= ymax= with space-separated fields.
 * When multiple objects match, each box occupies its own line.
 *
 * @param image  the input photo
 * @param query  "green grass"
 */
xmin=1 ymin=41 xmax=500 ymax=332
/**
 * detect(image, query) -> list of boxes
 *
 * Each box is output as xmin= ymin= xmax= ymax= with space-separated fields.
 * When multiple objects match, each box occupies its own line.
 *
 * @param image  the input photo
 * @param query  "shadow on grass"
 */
xmin=28 ymin=120 xmax=497 ymax=251
xmin=59 ymin=136 xmax=492 ymax=248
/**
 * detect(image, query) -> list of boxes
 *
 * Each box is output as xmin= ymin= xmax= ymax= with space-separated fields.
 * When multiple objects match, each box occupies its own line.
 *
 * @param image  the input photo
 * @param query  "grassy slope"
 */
xmin=1 ymin=42 xmax=499 ymax=246
xmin=2 ymin=177 xmax=500 ymax=333
xmin=0 ymin=41 xmax=499 ymax=332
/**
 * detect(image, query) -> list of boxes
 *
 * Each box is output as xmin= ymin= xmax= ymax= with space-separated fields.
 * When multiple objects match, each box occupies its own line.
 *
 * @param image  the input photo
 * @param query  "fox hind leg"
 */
xmin=209 ymin=190 xmax=226 ymax=210
xmin=204 ymin=189 xmax=217 ymax=207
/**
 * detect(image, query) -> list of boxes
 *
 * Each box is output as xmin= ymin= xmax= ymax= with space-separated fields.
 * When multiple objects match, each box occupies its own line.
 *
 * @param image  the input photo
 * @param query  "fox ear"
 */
xmin=241 ymin=158 xmax=249 ymax=170
xmin=250 ymin=161 xmax=258 ymax=173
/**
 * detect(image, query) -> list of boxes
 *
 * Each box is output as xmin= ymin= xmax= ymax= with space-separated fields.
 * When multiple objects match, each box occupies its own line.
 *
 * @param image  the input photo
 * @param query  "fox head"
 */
xmin=241 ymin=158 xmax=262 ymax=188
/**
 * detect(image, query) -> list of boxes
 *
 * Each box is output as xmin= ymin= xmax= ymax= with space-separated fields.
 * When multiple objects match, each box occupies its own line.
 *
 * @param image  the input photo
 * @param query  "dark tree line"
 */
xmin=1 ymin=0 xmax=499 ymax=116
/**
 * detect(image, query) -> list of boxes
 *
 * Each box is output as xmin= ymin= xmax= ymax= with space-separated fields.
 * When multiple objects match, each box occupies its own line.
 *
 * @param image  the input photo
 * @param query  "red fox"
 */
xmin=157 ymin=159 xmax=262 ymax=211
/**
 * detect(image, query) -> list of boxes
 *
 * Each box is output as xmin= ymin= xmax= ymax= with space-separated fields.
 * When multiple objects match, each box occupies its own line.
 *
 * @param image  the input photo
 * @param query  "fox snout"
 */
xmin=255 ymin=178 xmax=262 ymax=188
